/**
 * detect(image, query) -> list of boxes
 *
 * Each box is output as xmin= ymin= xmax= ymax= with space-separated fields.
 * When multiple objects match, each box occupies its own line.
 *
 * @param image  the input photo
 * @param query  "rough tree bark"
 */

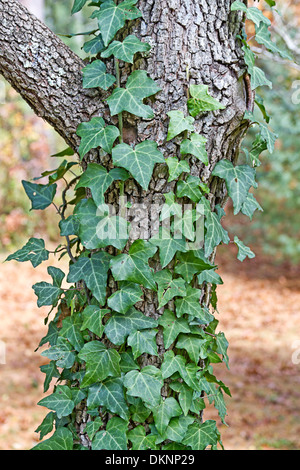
xmin=0 ymin=0 xmax=249 ymax=446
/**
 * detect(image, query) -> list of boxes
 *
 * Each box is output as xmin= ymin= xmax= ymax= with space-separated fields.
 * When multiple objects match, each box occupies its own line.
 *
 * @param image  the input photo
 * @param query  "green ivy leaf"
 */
xmin=159 ymin=310 xmax=190 ymax=349
xmin=127 ymin=329 xmax=158 ymax=359
xmin=176 ymin=175 xmax=206 ymax=202
xmin=101 ymin=34 xmax=151 ymax=63
xmin=120 ymin=351 xmax=140 ymax=374
xmin=38 ymin=385 xmax=75 ymax=419
xmin=255 ymin=22 xmax=293 ymax=60
xmin=187 ymin=85 xmax=225 ymax=117
xmin=150 ymin=227 xmax=188 ymax=268
xmin=74 ymin=198 xmax=129 ymax=251
xmin=40 ymin=362 xmax=60 ymax=393
xmin=154 ymin=271 xmax=187 ymax=309
xmin=107 ymin=70 xmax=161 ymax=119
xmin=107 ymin=282 xmax=143 ymax=314
xmin=166 ymin=157 xmax=190 ymax=182
xmin=166 ymin=110 xmax=194 ymax=141
xmin=175 ymin=286 xmax=214 ymax=323
xmin=197 ymin=269 xmax=223 ymax=285
xmin=82 ymin=60 xmax=116 ymax=90
xmin=85 ymin=417 xmax=103 ymax=441
xmin=109 ymin=239 xmax=157 ymax=290
xmin=169 ymin=382 xmax=193 ymax=416
xmin=35 ymin=412 xmax=55 ymax=441
xmin=112 ymin=140 xmax=164 ymax=190
xmin=88 ymin=377 xmax=129 ymax=420
xmin=22 ymin=181 xmax=57 ymax=211
xmin=124 ymin=366 xmax=163 ymax=407
xmin=32 ymin=282 xmax=61 ymax=308
xmin=59 ymin=215 xmax=80 ymax=237
xmin=176 ymin=334 xmax=207 ymax=364
xmin=153 ymin=397 xmax=182 ymax=435
xmin=83 ymin=34 xmax=105 ymax=55
xmin=160 ymin=192 xmax=182 ymax=222
xmin=128 ymin=397 xmax=150 ymax=422
xmin=242 ymin=45 xmax=272 ymax=89
xmin=41 ymin=337 xmax=76 ymax=369
xmin=241 ymin=192 xmax=263 ymax=220
xmin=71 ymin=0 xmax=88 ymax=14
xmin=92 ymin=417 xmax=128 ymax=450
xmin=67 ymin=252 xmax=112 ymax=305
xmin=76 ymin=117 xmax=120 ymax=159
xmin=6 ymin=238 xmax=49 ymax=268
xmin=92 ymin=0 xmax=141 ymax=46
xmin=81 ymin=305 xmax=109 ymax=337
xmin=60 ymin=315 xmax=85 ymax=352
xmin=182 ymin=420 xmax=219 ymax=450
xmin=201 ymin=198 xmax=230 ymax=257
xmin=180 ymin=133 xmax=208 ymax=165
xmin=128 ymin=426 xmax=157 ymax=450
xmin=216 ymin=332 xmax=229 ymax=369
xmin=104 ymin=307 xmax=158 ymax=345
xmin=75 ymin=163 xmax=114 ymax=206
xmin=32 ymin=428 xmax=73 ymax=451
xmin=164 ymin=415 xmax=194 ymax=443
xmin=161 ymin=350 xmax=187 ymax=380
xmin=80 ymin=344 xmax=121 ymax=388
xmin=234 ymin=236 xmax=255 ymax=262
xmin=231 ymin=1 xmax=271 ymax=27
xmin=212 ymin=159 xmax=257 ymax=214
xmin=174 ymin=251 xmax=215 ymax=283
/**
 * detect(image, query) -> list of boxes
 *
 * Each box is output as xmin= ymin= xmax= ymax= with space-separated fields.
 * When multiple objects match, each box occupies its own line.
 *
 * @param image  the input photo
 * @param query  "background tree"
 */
xmin=0 ymin=0 xmax=284 ymax=450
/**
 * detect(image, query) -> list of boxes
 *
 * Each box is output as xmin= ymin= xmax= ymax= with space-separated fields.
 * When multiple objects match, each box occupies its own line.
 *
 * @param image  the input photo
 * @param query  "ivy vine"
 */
xmin=6 ymin=0 xmax=285 ymax=451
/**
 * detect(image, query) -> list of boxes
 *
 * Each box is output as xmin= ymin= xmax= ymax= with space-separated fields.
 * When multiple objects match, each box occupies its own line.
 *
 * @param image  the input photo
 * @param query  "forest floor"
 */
xmin=0 ymin=248 xmax=300 ymax=450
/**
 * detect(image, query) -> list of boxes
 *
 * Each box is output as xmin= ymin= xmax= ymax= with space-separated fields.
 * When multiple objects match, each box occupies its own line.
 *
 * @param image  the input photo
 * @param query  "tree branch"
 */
xmin=0 ymin=0 xmax=106 ymax=151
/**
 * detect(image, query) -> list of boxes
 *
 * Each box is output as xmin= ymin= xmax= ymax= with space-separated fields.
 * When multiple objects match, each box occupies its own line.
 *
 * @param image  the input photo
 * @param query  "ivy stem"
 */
xmin=114 ymin=57 xmax=123 ymax=144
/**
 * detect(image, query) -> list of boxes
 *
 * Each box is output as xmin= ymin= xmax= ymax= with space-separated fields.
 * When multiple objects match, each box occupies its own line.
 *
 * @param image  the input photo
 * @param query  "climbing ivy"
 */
xmin=6 ymin=0 xmax=286 ymax=451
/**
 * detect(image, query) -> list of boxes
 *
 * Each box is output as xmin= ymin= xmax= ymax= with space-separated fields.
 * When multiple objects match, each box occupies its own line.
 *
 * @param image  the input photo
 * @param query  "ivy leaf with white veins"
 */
xmin=67 ymin=252 xmax=112 ymax=305
xmin=112 ymin=140 xmax=164 ymax=190
xmin=33 ymin=282 xmax=61 ymax=308
xmin=92 ymin=0 xmax=142 ymax=47
xmin=101 ymin=34 xmax=151 ymax=63
xmin=176 ymin=175 xmax=208 ymax=203
xmin=154 ymin=270 xmax=187 ymax=309
xmin=127 ymin=329 xmax=158 ymax=359
xmin=104 ymin=307 xmax=158 ymax=345
xmin=22 ymin=181 xmax=57 ymax=211
xmin=241 ymin=192 xmax=263 ymax=220
xmin=82 ymin=60 xmax=116 ymax=90
xmin=201 ymin=198 xmax=230 ymax=258
xmin=107 ymin=70 xmax=161 ymax=119
xmin=124 ymin=366 xmax=163 ymax=407
xmin=76 ymin=117 xmax=120 ymax=159
xmin=109 ymin=239 xmax=157 ymax=290
xmin=81 ymin=306 xmax=110 ymax=338
xmin=175 ymin=285 xmax=214 ymax=323
xmin=187 ymin=85 xmax=225 ymax=117
xmin=128 ymin=426 xmax=157 ymax=450
xmin=107 ymin=282 xmax=143 ymax=314
xmin=165 ymin=415 xmax=195 ymax=443
xmin=159 ymin=310 xmax=190 ymax=349
xmin=176 ymin=333 xmax=207 ymax=364
xmin=167 ymin=110 xmax=194 ymax=141
xmin=32 ymin=428 xmax=74 ymax=451
xmin=242 ymin=44 xmax=272 ymax=90
xmin=38 ymin=385 xmax=75 ymax=419
xmin=169 ymin=382 xmax=193 ymax=416
xmin=60 ymin=315 xmax=85 ymax=352
xmin=166 ymin=157 xmax=190 ymax=182
xmin=215 ymin=332 xmax=229 ymax=369
xmin=160 ymin=192 xmax=182 ymax=222
xmin=255 ymin=22 xmax=293 ymax=60
xmin=150 ymin=227 xmax=188 ymax=269
xmin=92 ymin=417 xmax=128 ymax=451
xmin=6 ymin=238 xmax=49 ymax=268
xmin=182 ymin=420 xmax=219 ymax=450
xmin=174 ymin=251 xmax=215 ymax=283
xmin=180 ymin=133 xmax=208 ymax=165
xmin=234 ymin=236 xmax=255 ymax=262
xmin=161 ymin=350 xmax=187 ymax=380
xmin=197 ymin=269 xmax=223 ymax=286
xmin=74 ymin=198 xmax=129 ymax=251
xmin=80 ymin=347 xmax=121 ymax=388
xmin=153 ymin=397 xmax=182 ymax=436
xmin=75 ymin=163 xmax=114 ymax=206
xmin=231 ymin=1 xmax=271 ymax=27
xmin=212 ymin=159 xmax=257 ymax=214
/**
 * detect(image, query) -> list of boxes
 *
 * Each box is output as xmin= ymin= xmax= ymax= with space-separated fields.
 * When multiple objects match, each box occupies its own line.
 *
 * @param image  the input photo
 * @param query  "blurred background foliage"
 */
xmin=0 ymin=0 xmax=299 ymax=264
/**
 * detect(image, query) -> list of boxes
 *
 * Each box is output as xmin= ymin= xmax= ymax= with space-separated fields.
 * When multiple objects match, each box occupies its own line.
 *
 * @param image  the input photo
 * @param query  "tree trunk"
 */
xmin=0 ymin=0 xmax=249 ymax=448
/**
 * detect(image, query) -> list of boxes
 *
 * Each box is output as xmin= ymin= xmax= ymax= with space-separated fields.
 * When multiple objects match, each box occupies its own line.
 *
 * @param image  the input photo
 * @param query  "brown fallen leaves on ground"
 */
xmin=0 ymin=249 xmax=300 ymax=450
